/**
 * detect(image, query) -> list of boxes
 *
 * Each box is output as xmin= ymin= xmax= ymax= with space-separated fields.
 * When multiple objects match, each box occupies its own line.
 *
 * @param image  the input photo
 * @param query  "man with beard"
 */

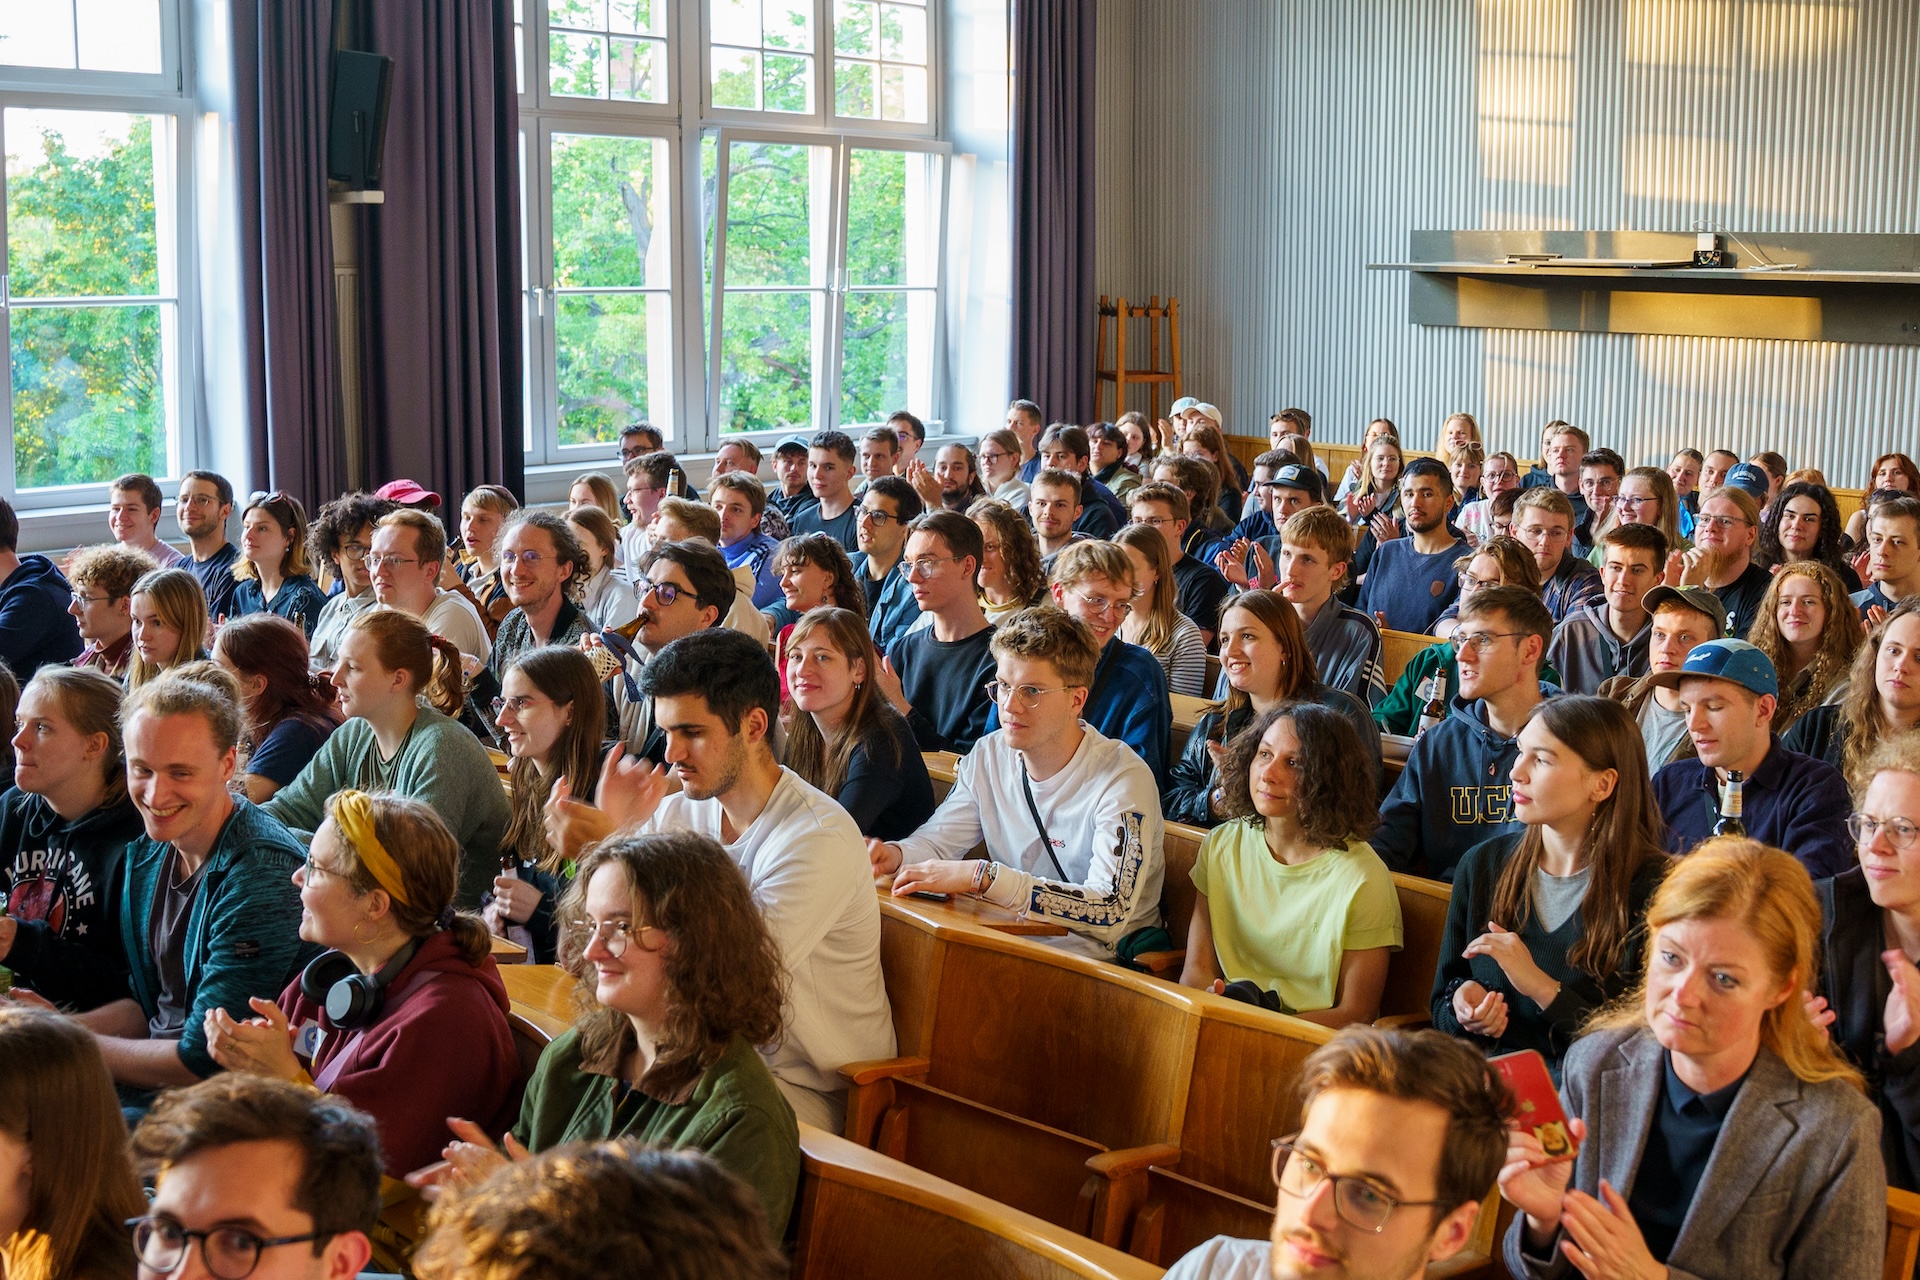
xmin=592 ymin=628 xmax=895 ymax=1131
xmin=1162 ymin=1027 xmax=1509 ymax=1280
xmin=1671 ymin=485 xmax=1771 ymax=638
xmin=1356 ymin=460 xmax=1466 ymax=636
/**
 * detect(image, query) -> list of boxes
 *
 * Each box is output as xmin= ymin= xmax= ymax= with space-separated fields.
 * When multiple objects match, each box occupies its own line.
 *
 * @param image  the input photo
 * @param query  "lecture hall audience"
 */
xmin=0 ymin=406 xmax=1915 ymax=1277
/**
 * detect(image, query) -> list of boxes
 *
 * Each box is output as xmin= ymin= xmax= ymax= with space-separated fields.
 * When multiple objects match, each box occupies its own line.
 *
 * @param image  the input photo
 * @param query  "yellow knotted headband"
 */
xmin=329 ymin=790 xmax=413 ymax=907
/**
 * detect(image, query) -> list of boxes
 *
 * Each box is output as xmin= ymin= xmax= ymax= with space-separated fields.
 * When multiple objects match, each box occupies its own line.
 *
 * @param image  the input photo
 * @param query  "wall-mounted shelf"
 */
xmin=1372 ymin=231 xmax=1920 ymax=345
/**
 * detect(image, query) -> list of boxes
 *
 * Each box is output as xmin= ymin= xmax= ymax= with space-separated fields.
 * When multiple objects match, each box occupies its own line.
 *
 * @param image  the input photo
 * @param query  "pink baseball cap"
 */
xmin=375 ymin=479 xmax=441 ymax=507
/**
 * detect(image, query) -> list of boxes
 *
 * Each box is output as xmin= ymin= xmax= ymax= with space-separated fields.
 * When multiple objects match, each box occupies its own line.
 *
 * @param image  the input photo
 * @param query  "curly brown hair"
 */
xmin=769 ymin=533 xmax=866 ymax=620
xmin=1216 ymin=702 xmax=1379 ymax=848
xmin=413 ymin=1140 xmax=786 ymax=1280
xmin=1746 ymin=561 xmax=1864 ymax=732
xmin=557 ymin=832 xmax=787 ymax=1101
xmin=967 ymin=497 xmax=1047 ymax=606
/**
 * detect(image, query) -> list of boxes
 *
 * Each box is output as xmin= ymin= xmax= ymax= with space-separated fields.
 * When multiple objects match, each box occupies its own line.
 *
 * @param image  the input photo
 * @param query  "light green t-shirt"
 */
xmin=1191 ymin=821 xmax=1403 ymax=1012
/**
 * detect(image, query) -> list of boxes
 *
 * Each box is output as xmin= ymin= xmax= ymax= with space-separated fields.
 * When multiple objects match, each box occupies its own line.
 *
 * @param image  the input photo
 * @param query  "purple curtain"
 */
xmin=1011 ymin=0 xmax=1097 ymax=425
xmin=231 ymin=0 xmax=344 ymax=509
xmin=356 ymin=0 xmax=523 ymax=509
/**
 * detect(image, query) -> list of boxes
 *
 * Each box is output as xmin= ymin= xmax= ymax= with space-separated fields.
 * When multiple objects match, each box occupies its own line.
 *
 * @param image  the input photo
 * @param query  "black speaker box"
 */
xmin=329 ymin=49 xmax=393 ymax=188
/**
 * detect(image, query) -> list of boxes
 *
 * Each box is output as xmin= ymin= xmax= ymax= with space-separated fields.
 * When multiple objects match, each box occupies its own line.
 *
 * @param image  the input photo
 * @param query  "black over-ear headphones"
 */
xmin=299 ymin=937 xmax=422 ymax=1030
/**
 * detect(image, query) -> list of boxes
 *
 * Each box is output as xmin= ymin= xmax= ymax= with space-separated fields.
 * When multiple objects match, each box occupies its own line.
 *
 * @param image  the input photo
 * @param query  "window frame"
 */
xmin=521 ymin=114 xmax=686 ymax=468
xmin=0 ymin=0 xmax=199 ymax=511
xmin=700 ymin=0 xmax=939 ymax=138
xmin=704 ymin=125 xmax=948 ymax=445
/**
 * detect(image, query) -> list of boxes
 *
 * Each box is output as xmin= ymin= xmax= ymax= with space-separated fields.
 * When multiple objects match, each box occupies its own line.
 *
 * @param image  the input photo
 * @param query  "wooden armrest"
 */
xmin=1374 ymin=1013 xmax=1432 ymax=1030
xmin=1131 ymin=948 xmax=1186 ymax=974
xmin=1084 ymin=1143 xmax=1182 ymax=1180
xmin=838 ymin=1056 xmax=932 ymax=1087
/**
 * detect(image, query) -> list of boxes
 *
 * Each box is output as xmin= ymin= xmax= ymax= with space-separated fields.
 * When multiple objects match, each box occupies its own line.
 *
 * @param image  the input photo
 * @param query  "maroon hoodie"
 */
xmin=277 ymin=929 xmax=522 ymax=1176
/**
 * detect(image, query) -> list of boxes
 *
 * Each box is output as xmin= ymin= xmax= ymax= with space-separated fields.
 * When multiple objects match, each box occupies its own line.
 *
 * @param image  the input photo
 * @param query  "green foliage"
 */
xmin=6 ymin=114 xmax=164 ymax=489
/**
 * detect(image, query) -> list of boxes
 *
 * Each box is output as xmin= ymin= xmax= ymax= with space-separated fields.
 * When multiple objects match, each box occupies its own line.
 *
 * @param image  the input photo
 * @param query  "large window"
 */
xmin=516 ymin=0 xmax=943 ymax=466
xmin=0 ymin=2 xmax=191 ymax=505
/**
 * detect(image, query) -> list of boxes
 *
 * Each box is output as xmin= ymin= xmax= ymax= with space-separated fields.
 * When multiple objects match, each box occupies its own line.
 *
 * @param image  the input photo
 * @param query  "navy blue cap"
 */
xmin=1721 ymin=463 xmax=1772 ymax=502
xmin=1644 ymin=637 xmax=1778 ymax=698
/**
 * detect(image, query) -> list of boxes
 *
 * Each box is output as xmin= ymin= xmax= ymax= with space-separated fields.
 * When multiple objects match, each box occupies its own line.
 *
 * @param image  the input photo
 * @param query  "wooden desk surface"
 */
xmin=500 ymin=964 xmax=578 ymax=1041
xmin=875 ymin=881 xmax=1070 ymax=937
xmin=489 ymin=933 xmax=528 ymax=960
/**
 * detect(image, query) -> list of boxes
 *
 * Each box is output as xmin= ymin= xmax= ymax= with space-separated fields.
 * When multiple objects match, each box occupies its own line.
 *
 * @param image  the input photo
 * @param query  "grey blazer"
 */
xmin=1503 ymin=1024 xmax=1886 ymax=1280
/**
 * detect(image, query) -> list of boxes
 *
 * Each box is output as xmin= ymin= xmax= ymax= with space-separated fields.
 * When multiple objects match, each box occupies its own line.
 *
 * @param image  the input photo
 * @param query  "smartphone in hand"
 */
xmin=1491 ymin=1049 xmax=1578 ymax=1161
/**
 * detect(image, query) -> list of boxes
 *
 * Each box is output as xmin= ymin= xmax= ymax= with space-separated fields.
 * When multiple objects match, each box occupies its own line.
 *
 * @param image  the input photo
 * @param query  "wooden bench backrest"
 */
xmin=1382 ymin=874 xmax=1453 ymax=1021
xmin=1160 ymin=821 xmax=1205 ymax=950
xmin=879 ymin=898 xmax=944 ymax=1058
xmin=1381 ymin=628 xmax=1445 ymax=688
xmin=793 ymin=1126 xmax=1167 ymax=1280
xmin=1833 ymin=486 xmax=1867 ymax=526
xmin=1173 ymin=996 xmax=1333 ymax=1204
xmin=1886 ymin=1186 xmax=1920 ymax=1280
xmin=923 ymin=926 xmax=1199 ymax=1152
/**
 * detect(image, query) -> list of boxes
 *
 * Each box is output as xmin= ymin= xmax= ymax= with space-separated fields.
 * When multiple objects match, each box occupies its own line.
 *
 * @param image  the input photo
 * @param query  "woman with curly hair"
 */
xmin=1757 ymin=480 xmax=1861 ymax=591
xmin=411 ymin=830 xmax=800 ymax=1240
xmin=966 ymin=497 xmax=1046 ymax=623
xmin=1747 ymin=561 xmax=1864 ymax=734
xmin=1177 ymin=702 xmax=1400 ymax=1025
xmin=761 ymin=532 xmax=864 ymax=635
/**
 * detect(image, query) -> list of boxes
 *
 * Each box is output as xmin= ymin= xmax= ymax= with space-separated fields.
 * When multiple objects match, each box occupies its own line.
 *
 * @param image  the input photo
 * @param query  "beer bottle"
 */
xmin=1713 ymin=769 xmax=1747 ymax=837
xmin=1415 ymin=675 xmax=1448 ymax=736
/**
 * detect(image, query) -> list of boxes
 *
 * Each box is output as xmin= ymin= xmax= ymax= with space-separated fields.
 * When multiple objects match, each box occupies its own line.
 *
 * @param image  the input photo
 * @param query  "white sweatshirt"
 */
xmin=643 ymin=768 xmax=896 ymax=1126
xmin=895 ymin=724 xmax=1166 ymax=958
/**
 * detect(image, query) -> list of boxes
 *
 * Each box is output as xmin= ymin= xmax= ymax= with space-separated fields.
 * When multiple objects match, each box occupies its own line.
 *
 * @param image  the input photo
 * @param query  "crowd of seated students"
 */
xmin=0 ymin=410 xmax=1913 ymax=1279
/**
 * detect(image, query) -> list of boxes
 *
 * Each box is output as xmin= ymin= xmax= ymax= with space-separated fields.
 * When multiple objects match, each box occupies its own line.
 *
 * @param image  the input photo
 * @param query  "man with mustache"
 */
xmin=1162 ymin=1026 xmax=1509 ymax=1280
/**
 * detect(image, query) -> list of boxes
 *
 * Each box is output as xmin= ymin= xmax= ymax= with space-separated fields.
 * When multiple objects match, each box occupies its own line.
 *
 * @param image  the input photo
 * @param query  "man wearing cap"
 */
xmin=1598 ymin=584 xmax=1725 ymax=770
xmin=767 ymin=436 xmax=818 ymax=525
xmin=1671 ymin=484 xmax=1771 ymax=639
xmin=1648 ymin=638 xmax=1852 ymax=875
xmin=1214 ymin=454 xmax=1329 ymax=591
xmin=375 ymin=478 xmax=441 ymax=512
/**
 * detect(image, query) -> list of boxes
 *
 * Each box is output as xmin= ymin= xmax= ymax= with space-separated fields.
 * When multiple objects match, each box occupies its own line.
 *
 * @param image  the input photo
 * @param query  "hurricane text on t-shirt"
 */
xmin=5 ymin=846 xmax=95 ymax=936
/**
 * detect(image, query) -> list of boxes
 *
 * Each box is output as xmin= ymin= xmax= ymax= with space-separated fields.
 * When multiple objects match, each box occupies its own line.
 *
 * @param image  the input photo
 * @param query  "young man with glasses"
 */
xmin=875 ymin=511 xmax=998 ymax=754
xmin=306 ymin=493 xmax=393 ymax=673
xmin=790 ymin=430 xmax=862 ymax=553
xmin=875 ymin=604 xmax=1166 ymax=961
xmin=1028 ymin=540 xmax=1172 ymax=783
xmin=617 ymin=421 xmax=663 ymax=463
xmin=1132 ymin=481 xmax=1233 ymax=647
xmin=1648 ymin=638 xmax=1852 ymax=876
xmin=1671 ymin=485 xmax=1771 ymax=638
xmin=619 ymin=451 xmax=679 ymax=577
xmin=851 ymin=475 xmax=924 ymax=651
xmin=108 ymin=472 xmax=188 ymax=569
xmin=66 ymin=543 xmax=151 ymax=680
xmin=1546 ymin=522 xmax=1665 ymax=695
xmin=368 ymin=509 xmax=492 ymax=669
xmin=474 ymin=511 xmax=594 ymax=741
xmin=177 ymin=469 xmax=242 ymax=622
xmin=129 ymin=1073 xmax=380 ymax=1280
xmin=1512 ymin=488 xmax=1604 ymax=625
xmin=1163 ymin=1026 xmax=1509 ymax=1280
xmin=590 ymin=629 xmax=894 ymax=1131
xmin=603 ymin=539 xmax=737 ymax=762
xmin=1372 ymin=587 xmax=1552 ymax=882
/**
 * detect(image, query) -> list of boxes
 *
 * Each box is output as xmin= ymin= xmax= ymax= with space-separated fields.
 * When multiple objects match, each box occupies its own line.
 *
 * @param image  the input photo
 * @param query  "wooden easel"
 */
xmin=1094 ymin=295 xmax=1181 ymax=421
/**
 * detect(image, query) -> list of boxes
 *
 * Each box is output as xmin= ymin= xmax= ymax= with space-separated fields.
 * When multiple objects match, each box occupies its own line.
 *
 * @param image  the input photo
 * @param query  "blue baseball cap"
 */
xmin=1644 ymin=637 xmax=1778 ymax=698
xmin=1721 ymin=463 xmax=1772 ymax=502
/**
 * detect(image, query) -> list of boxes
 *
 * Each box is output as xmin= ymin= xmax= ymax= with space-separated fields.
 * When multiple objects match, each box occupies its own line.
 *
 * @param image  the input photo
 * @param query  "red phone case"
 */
xmin=1491 ymin=1050 xmax=1578 ymax=1161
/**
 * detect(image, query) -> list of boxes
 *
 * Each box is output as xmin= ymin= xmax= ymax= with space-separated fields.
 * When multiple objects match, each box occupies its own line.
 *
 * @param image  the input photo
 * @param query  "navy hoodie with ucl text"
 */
xmin=0 ymin=787 xmax=146 ymax=1009
xmin=1369 ymin=689 xmax=1555 ymax=882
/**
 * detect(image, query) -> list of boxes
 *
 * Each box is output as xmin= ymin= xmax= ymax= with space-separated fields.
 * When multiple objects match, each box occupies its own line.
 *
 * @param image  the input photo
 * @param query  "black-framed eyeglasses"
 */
xmin=128 ymin=1215 xmax=327 ymax=1280
xmin=1270 ymin=1138 xmax=1449 ymax=1234
xmin=633 ymin=577 xmax=696 ymax=606
xmin=856 ymin=506 xmax=899 ymax=525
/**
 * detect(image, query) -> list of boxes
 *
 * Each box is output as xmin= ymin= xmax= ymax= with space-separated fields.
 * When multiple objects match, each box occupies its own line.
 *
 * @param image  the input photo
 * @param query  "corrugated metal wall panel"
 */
xmin=1093 ymin=0 xmax=1920 ymax=481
